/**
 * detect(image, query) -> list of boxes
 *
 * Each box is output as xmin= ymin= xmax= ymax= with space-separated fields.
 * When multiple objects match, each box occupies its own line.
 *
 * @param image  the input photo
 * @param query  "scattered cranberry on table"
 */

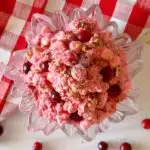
xmin=142 ymin=119 xmax=150 ymax=129
xmin=120 ymin=142 xmax=132 ymax=150
xmin=98 ymin=141 xmax=108 ymax=150
xmin=33 ymin=141 xmax=43 ymax=150
xmin=0 ymin=124 xmax=4 ymax=136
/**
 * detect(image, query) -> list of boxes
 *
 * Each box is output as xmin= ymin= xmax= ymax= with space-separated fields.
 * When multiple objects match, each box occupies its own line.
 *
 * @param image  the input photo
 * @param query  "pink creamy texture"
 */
xmin=23 ymin=19 xmax=131 ymax=129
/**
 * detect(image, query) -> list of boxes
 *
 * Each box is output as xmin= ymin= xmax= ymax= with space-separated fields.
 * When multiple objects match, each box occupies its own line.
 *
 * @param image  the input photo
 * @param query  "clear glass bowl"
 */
xmin=3 ymin=5 xmax=143 ymax=141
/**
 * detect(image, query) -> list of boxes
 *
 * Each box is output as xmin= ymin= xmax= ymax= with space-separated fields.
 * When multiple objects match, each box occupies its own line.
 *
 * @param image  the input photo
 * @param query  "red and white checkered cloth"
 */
xmin=0 ymin=0 xmax=150 ymax=117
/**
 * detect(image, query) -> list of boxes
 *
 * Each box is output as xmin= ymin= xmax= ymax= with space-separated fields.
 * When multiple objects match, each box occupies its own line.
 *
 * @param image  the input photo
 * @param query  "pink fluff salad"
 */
xmin=22 ymin=18 xmax=131 ymax=129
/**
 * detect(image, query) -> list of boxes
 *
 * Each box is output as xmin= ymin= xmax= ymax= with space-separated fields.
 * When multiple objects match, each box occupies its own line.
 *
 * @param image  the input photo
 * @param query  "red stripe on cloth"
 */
xmin=0 ymin=76 xmax=13 ymax=113
xmin=0 ymin=12 xmax=10 ymax=35
xmin=0 ymin=99 xmax=6 ymax=113
xmin=0 ymin=0 xmax=16 ymax=14
xmin=124 ymin=2 xmax=150 ymax=39
xmin=0 ymin=0 xmax=16 ymax=36
xmin=66 ymin=0 xmax=83 ymax=6
xmin=124 ymin=23 xmax=143 ymax=40
xmin=137 ymin=0 xmax=150 ymax=11
xmin=145 ymin=15 xmax=150 ymax=28
xmin=99 ymin=0 xmax=117 ymax=17
xmin=13 ymin=36 xmax=27 ymax=50
xmin=125 ymin=2 xmax=150 ymax=28
xmin=13 ymin=0 xmax=48 ymax=51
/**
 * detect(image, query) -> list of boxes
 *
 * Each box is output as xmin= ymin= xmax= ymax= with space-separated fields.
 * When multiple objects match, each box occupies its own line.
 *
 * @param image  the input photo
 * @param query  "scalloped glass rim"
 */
xmin=2 ymin=4 xmax=143 ymax=141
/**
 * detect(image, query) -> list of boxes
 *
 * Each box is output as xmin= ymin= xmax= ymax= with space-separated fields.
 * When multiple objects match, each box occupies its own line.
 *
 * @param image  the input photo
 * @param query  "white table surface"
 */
xmin=0 ymin=40 xmax=150 ymax=150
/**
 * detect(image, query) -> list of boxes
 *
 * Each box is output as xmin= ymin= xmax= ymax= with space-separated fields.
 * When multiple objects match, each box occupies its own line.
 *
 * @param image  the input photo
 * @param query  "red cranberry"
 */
xmin=0 ymin=125 xmax=4 ymax=136
xmin=51 ymin=90 xmax=61 ymax=101
xmin=142 ymin=119 xmax=150 ymax=129
xmin=44 ymin=80 xmax=52 ymax=88
xmin=70 ymin=111 xmax=83 ymax=122
xmin=63 ymin=40 xmax=70 ymax=49
xmin=108 ymin=84 xmax=121 ymax=98
xmin=100 ymin=66 xmax=114 ymax=82
xmin=120 ymin=142 xmax=132 ymax=150
xmin=28 ymin=85 xmax=35 ymax=92
xmin=98 ymin=141 xmax=108 ymax=150
xmin=77 ymin=29 xmax=92 ymax=42
xmin=33 ymin=142 xmax=42 ymax=150
xmin=40 ymin=61 xmax=50 ymax=72
xmin=23 ymin=61 xmax=32 ymax=74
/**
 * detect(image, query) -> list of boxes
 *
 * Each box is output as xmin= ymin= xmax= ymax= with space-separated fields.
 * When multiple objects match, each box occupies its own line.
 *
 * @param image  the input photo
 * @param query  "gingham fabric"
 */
xmin=0 ymin=0 xmax=150 ymax=115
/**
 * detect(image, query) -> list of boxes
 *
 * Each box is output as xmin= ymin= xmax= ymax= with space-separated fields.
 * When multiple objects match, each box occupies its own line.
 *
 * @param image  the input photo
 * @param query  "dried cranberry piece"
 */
xmin=63 ymin=40 xmax=70 ymax=49
xmin=70 ymin=111 xmax=83 ymax=122
xmin=51 ymin=90 xmax=61 ymax=102
xmin=40 ymin=61 xmax=50 ymax=72
xmin=100 ymin=66 xmax=114 ymax=82
xmin=28 ymin=85 xmax=35 ymax=92
xmin=23 ymin=61 xmax=32 ymax=74
xmin=108 ymin=84 xmax=122 ymax=98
